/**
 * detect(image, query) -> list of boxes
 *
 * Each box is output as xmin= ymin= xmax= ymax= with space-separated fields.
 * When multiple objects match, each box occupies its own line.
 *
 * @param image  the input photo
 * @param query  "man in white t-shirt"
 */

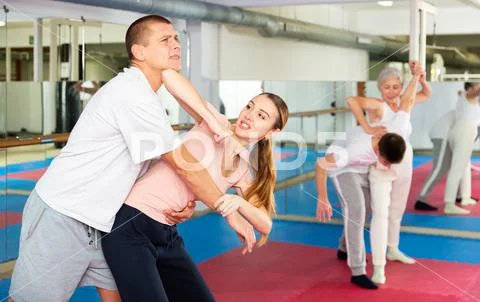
xmin=315 ymin=115 xmax=408 ymax=290
xmin=9 ymin=15 xmax=255 ymax=302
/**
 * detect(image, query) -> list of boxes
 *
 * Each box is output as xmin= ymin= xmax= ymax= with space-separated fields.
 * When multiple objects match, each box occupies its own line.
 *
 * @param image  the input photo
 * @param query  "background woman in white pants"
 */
xmin=442 ymin=83 xmax=480 ymax=215
xmin=415 ymin=100 xmax=478 ymax=211
xmin=347 ymin=62 xmax=431 ymax=285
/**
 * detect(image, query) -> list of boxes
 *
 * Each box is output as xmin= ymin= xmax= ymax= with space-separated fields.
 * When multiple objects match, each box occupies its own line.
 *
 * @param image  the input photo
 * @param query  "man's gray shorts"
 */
xmin=9 ymin=190 xmax=117 ymax=302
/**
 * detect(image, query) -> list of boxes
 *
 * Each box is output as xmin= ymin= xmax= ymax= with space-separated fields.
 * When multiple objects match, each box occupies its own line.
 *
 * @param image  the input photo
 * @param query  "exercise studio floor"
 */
xmin=0 ymin=147 xmax=479 ymax=301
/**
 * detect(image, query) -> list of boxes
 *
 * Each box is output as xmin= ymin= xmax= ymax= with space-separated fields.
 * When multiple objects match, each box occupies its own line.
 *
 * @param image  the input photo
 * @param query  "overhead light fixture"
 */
xmin=377 ymin=1 xmax=394 ymax=6
xmin=357 ymin=37 xmax=372 ymax=45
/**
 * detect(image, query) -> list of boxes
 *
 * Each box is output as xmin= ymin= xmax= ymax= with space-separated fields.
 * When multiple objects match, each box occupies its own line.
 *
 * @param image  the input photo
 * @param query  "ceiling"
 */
xmin=0 ymin=0 xmax=144 ymax=24
xmin=0 ymin=0 xmax=473 ymax=24
xmin=195 ymin=0 xmax=388 ymax=6
xmin=194 ymin=0 xmax=468 ymax=8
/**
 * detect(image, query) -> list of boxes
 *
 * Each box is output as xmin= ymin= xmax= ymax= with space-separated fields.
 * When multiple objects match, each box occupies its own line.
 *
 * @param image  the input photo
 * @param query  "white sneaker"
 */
xmin=461 ymin=197 xmax=477 ymax=206
xmin=387 ymin=247 xmax=416 ymax=264
xmin=372 ymin=266 xmax=386 ymax=284
xmin=444 ymin=203 xmax=471 ymax=215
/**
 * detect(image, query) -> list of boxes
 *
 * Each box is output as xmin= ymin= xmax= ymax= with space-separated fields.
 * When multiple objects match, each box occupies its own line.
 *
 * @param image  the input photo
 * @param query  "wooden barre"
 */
xmin=0 ymin=107 xmax=350 ymax=148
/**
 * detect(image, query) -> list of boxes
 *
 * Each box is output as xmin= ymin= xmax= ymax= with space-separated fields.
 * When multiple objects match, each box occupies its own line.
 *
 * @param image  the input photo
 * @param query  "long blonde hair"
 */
xmin=244 ymin=92 xmax=289 ymax=246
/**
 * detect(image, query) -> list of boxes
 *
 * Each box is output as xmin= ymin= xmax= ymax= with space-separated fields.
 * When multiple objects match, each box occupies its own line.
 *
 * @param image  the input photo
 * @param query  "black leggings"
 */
xmin=102 ymin=204 xmax=215 ymax=302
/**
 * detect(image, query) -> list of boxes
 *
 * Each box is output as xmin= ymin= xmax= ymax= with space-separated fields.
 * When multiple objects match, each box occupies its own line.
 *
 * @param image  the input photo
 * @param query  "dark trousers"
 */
xmin=102 ymin=204 xmax=215 ymax=302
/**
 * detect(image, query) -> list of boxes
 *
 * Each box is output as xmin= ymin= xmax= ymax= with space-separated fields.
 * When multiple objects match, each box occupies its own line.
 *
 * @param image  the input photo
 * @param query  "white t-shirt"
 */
xmin=35 ymin=67 xmax=180 ymax=232
xmin=455 ymin=94 xmax=480 ymax=127
xmin=328 ymin=110 xmax=411 ymax=176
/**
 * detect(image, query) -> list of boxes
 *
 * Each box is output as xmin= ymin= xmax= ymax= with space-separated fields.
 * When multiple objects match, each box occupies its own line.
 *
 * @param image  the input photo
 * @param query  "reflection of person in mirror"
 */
xmin=439 ymin=82 xmax=480 ymax=215
xmin=340 ymin=61 xmax=431 ymax=284
xmin=415 ymin=83 xmax=480 ymax=212
xmin=9 ymin=15 xmax=252 ymax=302
xmin=73 ymin=81 xmax=101 ymax=109
xmin=73 ymin=80 xmax=101 ymax=95
xmin=315 ymin=66 xmax=421 ymax=289
xmin=342 ymin=61 xmax=431 ymax=285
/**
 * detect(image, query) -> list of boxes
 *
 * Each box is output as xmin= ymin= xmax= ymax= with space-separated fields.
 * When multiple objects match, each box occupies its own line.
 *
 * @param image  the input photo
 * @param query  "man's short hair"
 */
xmin=125 ymin=15 xmax=171 ymax=61
xmin=378 ymin=133 xmax=406 ymax=164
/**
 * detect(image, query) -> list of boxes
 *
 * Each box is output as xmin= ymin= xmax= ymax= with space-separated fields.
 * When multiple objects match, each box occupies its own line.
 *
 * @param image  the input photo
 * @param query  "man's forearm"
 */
xmin=163 ymin=145 xmax=223 ymax=209
xmin=316 ymin=157 xmax=334 ymax=201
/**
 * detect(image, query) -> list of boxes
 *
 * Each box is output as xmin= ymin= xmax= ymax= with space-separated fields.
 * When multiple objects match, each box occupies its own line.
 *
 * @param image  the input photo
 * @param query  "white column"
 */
xmin=409 ymin=0 xmax=420 ymax=61
xmin=49 ymin=20 xmax=58 ymax=82
xmin=33 ymin=18 xmax=43 ymax=82
xmin=419 ymin=9 xmax=427 ymax=68
xmin=5 ymin=47 xmax=10 ymax=82
xmin=183 ymin=20 xmax=219 ymax=124
xmin=70 ymin=25 xmax=79 ymax=81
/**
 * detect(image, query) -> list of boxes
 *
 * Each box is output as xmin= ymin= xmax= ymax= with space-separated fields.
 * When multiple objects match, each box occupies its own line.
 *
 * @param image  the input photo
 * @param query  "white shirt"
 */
xmin=455 ymin=94 xmax=480 ymax=127
xmin=328 ymin=110 xmax=411 ymax=176
xmin=327 ymin=127 xmax=376 ymax=176
xmin=35 ymin=67 xmax=180 ymax=232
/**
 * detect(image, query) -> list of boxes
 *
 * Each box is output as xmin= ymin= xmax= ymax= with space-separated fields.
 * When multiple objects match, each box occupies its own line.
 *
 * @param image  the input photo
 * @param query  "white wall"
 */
xmin=204 ymin=5 xmax=368 ymax=81
xmin=219 ymin=81 xmax=263 ymax=118
xmin=5 ymin=82 xmax=43 ymax=133
xmin=213 ymin=26 xmax=369 ymax=81
xmin=248 ymin=5 xmax=355 ymax=30
xmin=262 ymin=81 xmax=354 ymax=144
xmin=353 ymin=6 xmax=480 ymax=36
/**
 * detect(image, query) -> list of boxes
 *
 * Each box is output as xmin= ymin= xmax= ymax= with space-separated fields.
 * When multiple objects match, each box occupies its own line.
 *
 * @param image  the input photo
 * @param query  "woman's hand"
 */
xmin=408 ymin=60 xmax=422 ymax=75
xmin=207 ymin=119 xmax=233 ymax=142
xmin=366 ymin=125 xmax=387 ymax=137
xmin=215 ymin=194 xmax=246 ymax=217
xmin=225 ymin=212 xmax=256 ymax=255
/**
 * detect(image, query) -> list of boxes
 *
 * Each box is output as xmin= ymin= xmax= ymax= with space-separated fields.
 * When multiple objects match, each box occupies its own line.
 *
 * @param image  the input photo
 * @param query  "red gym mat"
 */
xmin=8 ymin=168 xmax=46 ymax=181
xmin=407 ymin=163 xmax=480 ymax=216
xmin=0 ymin=213 xmax=22 ymax=228
xmin=200 ymin=242 xmax=480 ymax=302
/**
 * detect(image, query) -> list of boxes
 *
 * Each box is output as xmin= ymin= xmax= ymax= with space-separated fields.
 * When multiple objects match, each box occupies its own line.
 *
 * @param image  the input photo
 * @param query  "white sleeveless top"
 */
xmin=370 ymin=101 xmax=412 ymax=141
xmin=455 ymin=95 xmax=480 ymax=127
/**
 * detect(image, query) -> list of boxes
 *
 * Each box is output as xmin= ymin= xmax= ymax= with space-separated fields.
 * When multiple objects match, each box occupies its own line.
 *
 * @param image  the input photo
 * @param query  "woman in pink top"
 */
xmin=102 ymin=70 xmax=289 ymax=302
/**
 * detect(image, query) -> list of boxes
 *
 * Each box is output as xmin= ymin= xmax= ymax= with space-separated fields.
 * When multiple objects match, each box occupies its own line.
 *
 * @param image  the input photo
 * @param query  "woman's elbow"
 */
xmin=256 ymin=218 xmax=272 ymax=237
xmin=346 ymin=97 xmax=355 ymax=108
xmin=262 ymin=219 xmax=273 ymax=236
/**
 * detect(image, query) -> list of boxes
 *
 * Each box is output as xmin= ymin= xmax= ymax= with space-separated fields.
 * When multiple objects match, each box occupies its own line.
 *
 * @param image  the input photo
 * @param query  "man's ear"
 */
xmin=131 ymin=44 xmax=145 ymax=61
